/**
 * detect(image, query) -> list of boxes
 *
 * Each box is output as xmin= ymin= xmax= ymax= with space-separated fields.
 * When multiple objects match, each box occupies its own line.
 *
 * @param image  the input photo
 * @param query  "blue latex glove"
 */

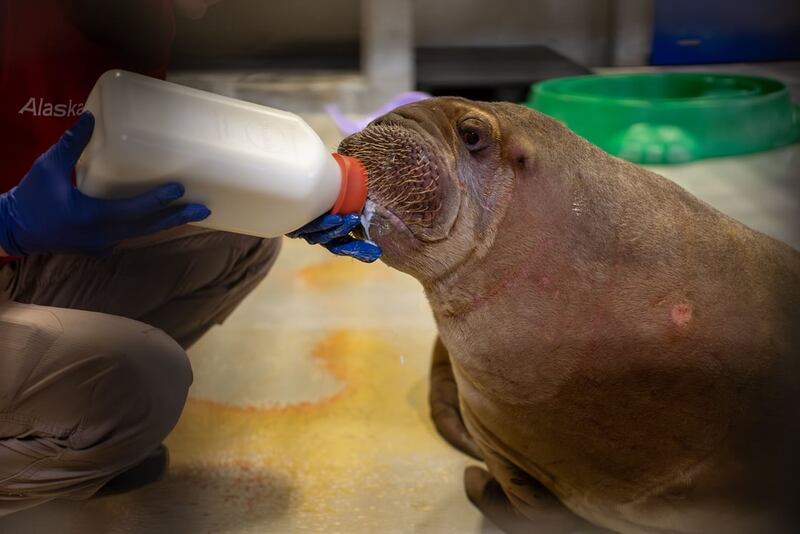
xmin=287 ymin=213 xmax=382 ymax=263
xmin=0 ymin=113 xmax=210 ymax=257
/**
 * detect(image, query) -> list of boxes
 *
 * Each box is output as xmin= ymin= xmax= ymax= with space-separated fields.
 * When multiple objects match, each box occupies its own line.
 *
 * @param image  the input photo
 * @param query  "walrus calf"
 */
xmin=339 ymin=98 xmax=800 ymax=533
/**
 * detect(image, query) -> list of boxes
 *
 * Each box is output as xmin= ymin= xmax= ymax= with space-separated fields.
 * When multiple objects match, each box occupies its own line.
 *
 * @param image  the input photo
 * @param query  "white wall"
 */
xmin=414 ymin=0 xmax=612 ymax=65
xmin=173 ymin=0 xmax=643 ymax=68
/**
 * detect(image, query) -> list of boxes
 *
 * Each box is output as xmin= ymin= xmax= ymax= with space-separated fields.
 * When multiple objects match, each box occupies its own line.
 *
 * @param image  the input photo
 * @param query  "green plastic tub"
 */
xmin=526 ymin=73 xmax=800 ymax=164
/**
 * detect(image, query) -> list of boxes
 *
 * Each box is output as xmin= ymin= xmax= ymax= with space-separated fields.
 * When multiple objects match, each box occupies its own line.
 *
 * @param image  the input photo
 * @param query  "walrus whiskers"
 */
xmin=339 ymin=123 xmax=442 ymax=228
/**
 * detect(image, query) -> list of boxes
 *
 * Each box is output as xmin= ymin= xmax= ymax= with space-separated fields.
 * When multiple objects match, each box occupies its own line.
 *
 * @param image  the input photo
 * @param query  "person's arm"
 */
xmin=0 ymin=113 xmax=210 ymax=258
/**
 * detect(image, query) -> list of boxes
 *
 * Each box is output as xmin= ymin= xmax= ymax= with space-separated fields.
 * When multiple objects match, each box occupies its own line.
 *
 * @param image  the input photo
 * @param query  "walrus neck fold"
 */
xmin=426 ymin=267 xmax=534 ymax=319
xmin=425 ymin=237 xmax=551 ymax=319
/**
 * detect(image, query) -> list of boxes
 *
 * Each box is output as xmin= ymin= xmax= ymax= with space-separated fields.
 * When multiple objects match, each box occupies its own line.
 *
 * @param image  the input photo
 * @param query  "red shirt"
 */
xmin=0 ymin=0 xmax=175 ymax=262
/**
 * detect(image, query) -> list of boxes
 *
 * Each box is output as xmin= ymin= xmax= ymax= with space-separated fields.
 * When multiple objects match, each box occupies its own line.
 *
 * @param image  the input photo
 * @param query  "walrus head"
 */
xmin=340 ymin=97 xmax=568 ymax=283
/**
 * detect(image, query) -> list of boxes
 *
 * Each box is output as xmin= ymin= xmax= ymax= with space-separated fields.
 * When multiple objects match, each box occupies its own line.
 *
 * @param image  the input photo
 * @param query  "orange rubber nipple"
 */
xmin=330 ymin=153 xmax=368 ymax=214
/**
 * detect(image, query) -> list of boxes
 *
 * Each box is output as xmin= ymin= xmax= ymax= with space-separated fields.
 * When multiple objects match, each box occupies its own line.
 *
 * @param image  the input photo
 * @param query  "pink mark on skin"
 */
xmin=671 ymin=303 xmax=693 ymax=327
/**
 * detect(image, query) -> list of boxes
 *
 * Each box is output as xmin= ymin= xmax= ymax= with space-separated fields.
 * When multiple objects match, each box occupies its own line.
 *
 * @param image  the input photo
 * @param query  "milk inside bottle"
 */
xmin=76 ymin=70 xmax=367 ymax=237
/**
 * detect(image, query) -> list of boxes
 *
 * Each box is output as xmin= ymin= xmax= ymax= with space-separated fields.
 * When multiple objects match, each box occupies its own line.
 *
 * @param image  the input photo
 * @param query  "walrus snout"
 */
xmin=337 ymin=98 xmax=509 ymax=279
xmin=338 ymin=122 xmax=447 ymax=233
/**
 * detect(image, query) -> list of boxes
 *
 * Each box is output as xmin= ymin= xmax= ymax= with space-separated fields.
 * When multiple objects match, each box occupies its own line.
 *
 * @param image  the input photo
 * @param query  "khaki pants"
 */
xmin=0 ymin=228 xmax=280 ymax=516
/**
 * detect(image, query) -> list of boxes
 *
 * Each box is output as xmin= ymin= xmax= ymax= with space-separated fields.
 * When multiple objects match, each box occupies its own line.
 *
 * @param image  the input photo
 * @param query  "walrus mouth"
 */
xmin=338 ymin=123 xmax=443 ymax=230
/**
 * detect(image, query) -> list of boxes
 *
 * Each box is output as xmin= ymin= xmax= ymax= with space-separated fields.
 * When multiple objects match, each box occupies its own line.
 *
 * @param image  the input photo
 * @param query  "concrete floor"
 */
xmin=2 ymin=69 xmax=798 ymax=534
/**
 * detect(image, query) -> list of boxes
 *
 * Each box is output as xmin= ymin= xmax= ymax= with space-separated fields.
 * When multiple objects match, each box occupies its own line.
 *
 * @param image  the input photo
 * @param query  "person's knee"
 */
xmin=123 ymin=325 xmax=193 ymax=429
xmin=71 ymin=321 xmax=192 ymax=457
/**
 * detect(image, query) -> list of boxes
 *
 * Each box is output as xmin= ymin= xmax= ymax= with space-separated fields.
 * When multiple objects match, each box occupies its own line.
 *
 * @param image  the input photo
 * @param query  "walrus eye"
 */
xmin=462 ymin=129 xmax=481 ymax=147
xmin=458 ymin=118 xmax=490 ymax=152
xmin=460 ymin=127 xmax=486 ymax=152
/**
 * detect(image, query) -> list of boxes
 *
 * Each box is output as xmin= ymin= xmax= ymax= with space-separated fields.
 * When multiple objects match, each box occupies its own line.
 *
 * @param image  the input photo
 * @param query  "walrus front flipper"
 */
xmin=429 ymin=336 xmax=483 ymax=460
xmin=464 ymin=460 xmax=604 ymax=534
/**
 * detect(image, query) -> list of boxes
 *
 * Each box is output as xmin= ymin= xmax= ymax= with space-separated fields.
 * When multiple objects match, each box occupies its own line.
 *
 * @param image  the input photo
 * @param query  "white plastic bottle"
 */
xmin=76 ymin=70 xmax=367 ymax=237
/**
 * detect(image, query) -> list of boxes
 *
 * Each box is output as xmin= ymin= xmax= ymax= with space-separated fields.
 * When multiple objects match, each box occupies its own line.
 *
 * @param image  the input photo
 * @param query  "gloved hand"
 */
xmin=0 ymin=112 xmax=210 ymax=257
xmin=287 ymin=213 xmax=382 ymax=263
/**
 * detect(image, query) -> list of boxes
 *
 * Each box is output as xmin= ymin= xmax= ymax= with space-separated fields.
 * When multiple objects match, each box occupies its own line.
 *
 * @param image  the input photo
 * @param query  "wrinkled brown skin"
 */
xmin=339 ymin=98 xmax=800 ymax=533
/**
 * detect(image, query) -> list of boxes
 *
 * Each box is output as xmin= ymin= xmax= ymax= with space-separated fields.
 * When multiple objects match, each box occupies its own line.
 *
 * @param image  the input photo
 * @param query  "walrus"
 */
xmin=338 ymin=98 xmax=800 ymax=533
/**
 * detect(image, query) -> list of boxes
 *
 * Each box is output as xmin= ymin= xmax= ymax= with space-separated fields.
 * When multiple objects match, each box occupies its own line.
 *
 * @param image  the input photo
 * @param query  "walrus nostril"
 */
xmin=338 ymin=124 xmax=443 ymax=228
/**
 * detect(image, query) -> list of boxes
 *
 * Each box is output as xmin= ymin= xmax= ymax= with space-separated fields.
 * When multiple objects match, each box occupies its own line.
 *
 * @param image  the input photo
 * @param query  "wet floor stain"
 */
xmin=186 ymin=328 xmax=347 ymax=409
